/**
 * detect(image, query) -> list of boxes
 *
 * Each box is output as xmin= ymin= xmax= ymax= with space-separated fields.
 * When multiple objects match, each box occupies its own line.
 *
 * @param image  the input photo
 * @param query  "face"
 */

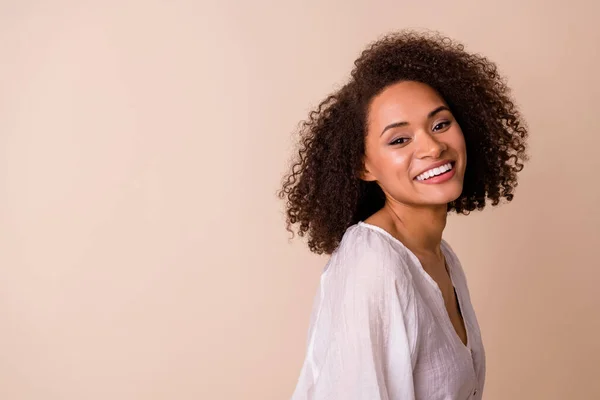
xmin=361 ymin=81 xmax=467 ymax=208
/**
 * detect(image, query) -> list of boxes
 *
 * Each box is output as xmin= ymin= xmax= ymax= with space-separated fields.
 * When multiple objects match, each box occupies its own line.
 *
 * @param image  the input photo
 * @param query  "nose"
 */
xmin=414 ymin=130 xmax=447 ymax=159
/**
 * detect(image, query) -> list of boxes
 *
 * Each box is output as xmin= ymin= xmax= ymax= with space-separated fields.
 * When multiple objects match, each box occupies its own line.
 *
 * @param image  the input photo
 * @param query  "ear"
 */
xmin=360 ymin=161 xmax=377 ymax=182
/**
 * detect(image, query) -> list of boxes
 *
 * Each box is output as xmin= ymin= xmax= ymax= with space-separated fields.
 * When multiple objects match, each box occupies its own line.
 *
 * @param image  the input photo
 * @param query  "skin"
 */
xmin=361 ymin=80 xmax=468 ymax=346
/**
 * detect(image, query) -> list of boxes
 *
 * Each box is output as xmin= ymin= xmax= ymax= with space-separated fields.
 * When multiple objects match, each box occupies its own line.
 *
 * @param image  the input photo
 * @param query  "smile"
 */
xmin=415 ymin=162 xmax=454 ymax=182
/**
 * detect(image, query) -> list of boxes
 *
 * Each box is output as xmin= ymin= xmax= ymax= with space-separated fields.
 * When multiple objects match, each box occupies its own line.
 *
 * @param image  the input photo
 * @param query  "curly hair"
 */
xmin=278 ymin=30 xmax=528 ymax=255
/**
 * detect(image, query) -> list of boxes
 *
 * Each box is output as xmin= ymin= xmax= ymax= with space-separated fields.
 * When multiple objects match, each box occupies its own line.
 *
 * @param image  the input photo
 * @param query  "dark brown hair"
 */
xmin=278 ymin=30 xmax=528 ymax=255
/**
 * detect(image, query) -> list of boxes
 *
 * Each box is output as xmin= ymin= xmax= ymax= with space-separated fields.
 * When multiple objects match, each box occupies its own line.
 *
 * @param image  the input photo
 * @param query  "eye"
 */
xmin=389 ymin=137 xmax=410 ymax=146
xmin=433 ymin=121 xmax=451 ymax=131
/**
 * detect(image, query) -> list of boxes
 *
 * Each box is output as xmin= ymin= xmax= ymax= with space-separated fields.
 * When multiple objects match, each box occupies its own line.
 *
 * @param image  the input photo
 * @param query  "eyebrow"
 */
xmin=380 ymin=105 xmax=451 ymax=136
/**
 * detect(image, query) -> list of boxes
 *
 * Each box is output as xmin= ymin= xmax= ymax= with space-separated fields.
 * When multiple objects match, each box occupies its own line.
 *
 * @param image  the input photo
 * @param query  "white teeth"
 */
xmin=416 ymin=163 xmax=453 ymax=181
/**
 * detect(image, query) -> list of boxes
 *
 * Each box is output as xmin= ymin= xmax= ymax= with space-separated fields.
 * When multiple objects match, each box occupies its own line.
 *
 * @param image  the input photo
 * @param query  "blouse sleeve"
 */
xmin=291 ymin=228 xmax=417 ymax=400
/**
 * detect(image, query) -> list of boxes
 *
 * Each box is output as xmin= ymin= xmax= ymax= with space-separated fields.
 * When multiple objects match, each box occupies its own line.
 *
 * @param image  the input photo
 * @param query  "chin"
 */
xmin=419 ymin=185 xmax=464 ymax=206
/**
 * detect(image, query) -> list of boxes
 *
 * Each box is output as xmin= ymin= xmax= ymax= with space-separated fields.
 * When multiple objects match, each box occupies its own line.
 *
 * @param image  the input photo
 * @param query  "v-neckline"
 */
xmin=357 ymin=221 xmax=471 ymax=351
xmin=444 ymin=260 xmax=470 ymax=349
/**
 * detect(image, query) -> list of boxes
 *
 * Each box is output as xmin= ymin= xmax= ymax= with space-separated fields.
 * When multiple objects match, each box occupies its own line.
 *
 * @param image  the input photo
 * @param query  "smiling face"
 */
xmin=361 ymin=80 xmax=467 ymax=208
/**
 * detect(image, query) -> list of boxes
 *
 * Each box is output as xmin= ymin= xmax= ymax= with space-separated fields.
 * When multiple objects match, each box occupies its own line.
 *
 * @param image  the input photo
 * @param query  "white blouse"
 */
xmin=290 ymin=221 xmax=486 ymax=400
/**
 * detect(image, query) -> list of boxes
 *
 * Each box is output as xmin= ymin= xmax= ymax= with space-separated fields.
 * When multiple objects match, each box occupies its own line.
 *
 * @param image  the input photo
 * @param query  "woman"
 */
xmin=279 ymin=31 xmax=528 ymax=399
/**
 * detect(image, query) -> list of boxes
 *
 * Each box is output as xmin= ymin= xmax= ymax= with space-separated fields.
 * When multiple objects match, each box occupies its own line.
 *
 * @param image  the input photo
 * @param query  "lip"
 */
xmin=416 ymin=166 xmax=456 ymax=184
xmin=413 ymin=160 xmax=455 ymax=180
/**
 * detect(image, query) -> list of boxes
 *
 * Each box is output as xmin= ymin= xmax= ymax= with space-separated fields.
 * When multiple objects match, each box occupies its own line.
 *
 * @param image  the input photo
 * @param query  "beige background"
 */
xmin=1 ymin=1 xmax=598 ymax=399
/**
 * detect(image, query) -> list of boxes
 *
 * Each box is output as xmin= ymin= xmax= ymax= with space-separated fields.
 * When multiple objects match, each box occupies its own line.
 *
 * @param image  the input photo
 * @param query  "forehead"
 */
xmin=367 ymin=81 xmax=447 ymax=127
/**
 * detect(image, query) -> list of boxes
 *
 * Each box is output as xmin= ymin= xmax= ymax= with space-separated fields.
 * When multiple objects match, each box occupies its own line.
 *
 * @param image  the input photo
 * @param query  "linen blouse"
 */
xmin=290 ymin=221 xmax=486 ymax=400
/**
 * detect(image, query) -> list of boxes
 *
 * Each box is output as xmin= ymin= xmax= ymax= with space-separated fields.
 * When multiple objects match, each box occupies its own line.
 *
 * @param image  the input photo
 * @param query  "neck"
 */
xmin=383 ymin=200 xmax=448 ymax=259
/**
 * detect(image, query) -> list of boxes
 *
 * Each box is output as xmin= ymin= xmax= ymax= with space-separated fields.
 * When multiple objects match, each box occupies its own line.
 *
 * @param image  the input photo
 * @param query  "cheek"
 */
xmin=381 ymin=151 xmax=412 ymax=180
xmin=449 ymin=129 xmax=467 ymax=156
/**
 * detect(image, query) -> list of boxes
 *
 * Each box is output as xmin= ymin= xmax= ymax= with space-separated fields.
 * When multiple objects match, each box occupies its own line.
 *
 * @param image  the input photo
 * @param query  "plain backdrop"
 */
xmin=1 ymin=1 xmax=599 ymax=399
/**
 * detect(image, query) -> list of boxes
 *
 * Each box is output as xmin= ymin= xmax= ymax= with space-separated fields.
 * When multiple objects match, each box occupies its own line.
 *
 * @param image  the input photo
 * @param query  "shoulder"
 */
xmin=324 ymin=223 xmax=412 ymax=287
xmin=337 ymin=222 xmax=405 ymax=260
